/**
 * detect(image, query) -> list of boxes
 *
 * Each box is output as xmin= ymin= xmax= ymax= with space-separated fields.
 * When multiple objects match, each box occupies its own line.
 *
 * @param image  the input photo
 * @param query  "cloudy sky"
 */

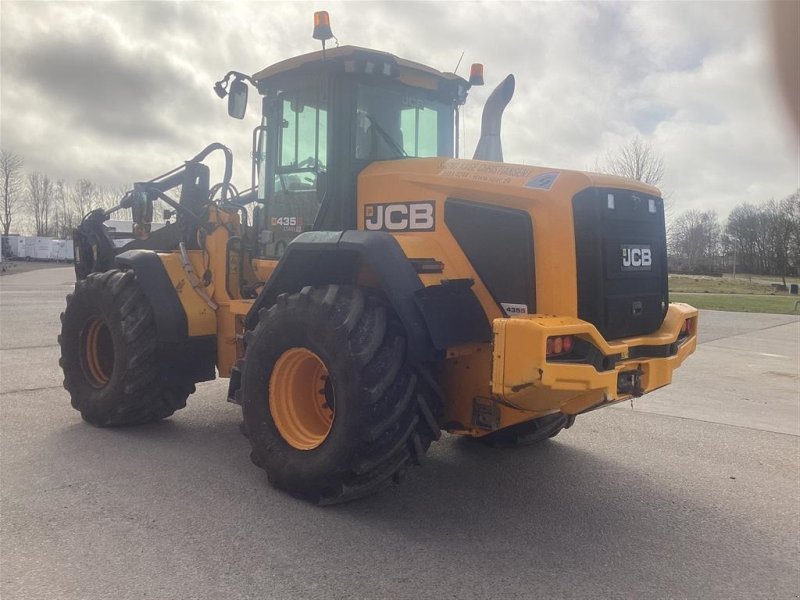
xmin=1 ymin=1 xmax=798 ymax=217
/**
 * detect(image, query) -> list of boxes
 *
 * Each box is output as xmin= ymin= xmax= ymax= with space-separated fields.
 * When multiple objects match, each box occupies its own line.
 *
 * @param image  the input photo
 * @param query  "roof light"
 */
xmin=469 ymin=63 xmax=484 ymax=86
xmin=313 ymin=11 xmax=334 ymax=41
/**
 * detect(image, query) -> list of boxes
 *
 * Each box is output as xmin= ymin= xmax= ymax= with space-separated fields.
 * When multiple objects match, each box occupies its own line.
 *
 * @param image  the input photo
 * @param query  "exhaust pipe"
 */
xmin=472 ymin=74 xmax=515 ymax=162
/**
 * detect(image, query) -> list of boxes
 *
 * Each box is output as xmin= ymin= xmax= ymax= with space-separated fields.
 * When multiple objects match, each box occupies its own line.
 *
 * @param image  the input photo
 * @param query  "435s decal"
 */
xmin=364 ymin=202 xmax=435 ymax=232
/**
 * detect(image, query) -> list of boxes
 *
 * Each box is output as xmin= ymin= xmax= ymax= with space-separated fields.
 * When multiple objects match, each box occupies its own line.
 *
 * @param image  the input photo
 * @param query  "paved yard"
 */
xmin=2 ymin=268 xmax=798 ymax=599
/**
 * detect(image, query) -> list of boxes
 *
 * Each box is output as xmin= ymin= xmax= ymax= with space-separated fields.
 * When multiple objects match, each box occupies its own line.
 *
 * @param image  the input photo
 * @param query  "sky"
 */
xmin=1 ymin=1 xmax=798 ymax=219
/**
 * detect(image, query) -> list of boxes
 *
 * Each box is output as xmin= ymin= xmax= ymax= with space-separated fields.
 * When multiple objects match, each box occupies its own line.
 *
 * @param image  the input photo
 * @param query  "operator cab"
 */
xmin=244 ymin=45 xmax=471 ymax=258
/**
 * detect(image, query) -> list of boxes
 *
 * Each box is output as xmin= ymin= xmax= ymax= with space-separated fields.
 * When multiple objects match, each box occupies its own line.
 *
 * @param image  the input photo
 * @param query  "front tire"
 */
xmin=241 ymin=285 xmax=442 ymax=504
xmin=59 ymin=270 xmax=193 ymax=426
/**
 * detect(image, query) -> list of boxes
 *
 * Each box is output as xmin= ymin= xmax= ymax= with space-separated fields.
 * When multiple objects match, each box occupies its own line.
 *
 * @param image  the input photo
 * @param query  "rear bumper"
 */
xmin=491 ymin=303 xmax=698 ymax=417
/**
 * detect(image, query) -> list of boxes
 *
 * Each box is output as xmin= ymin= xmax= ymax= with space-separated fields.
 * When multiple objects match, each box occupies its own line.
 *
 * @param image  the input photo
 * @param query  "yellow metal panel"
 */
xmin=355 ymin=157 xmax=696 ymax=437
xmin=158 ymin=253 xmax=217 ymax=337
xmin=490 ymin=304 xmax=698 ymax=417
xmin=356 ymin=157 xmax=616 ymax=319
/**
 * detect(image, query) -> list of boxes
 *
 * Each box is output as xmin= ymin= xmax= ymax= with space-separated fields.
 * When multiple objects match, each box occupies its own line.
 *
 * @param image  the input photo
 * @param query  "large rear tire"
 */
xmin=59 ymin=269 xmax=194 ymax=426
xmin=241 ymin=285 xmax=442 ymax=504
xmin=480 ymin=413 xmax=574 ymax=448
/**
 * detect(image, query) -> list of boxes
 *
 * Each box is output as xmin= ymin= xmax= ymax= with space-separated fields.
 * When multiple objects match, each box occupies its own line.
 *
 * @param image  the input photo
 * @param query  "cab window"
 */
xmin=270 ymin=86 xmax=328 ymax=256
xmin=355 ymin=84 xmax=452 ymax=160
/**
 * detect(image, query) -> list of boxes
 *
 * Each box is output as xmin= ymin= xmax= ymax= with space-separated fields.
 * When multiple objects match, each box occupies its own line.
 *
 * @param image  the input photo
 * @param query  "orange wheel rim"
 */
xmin=269 ymin=348 xmax=334 ymax=450
xmin=81 ymin=317 xmax=114 ymax=387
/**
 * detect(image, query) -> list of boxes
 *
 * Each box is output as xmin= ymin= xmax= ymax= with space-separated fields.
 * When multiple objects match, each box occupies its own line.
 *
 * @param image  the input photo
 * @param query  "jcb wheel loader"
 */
xmin=59 ymin=14 xmax=698 ymax=504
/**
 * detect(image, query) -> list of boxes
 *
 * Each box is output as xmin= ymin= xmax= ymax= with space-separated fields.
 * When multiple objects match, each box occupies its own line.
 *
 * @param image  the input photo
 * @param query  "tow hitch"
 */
xmin=617 ymin=368 xmax=644 ymax=397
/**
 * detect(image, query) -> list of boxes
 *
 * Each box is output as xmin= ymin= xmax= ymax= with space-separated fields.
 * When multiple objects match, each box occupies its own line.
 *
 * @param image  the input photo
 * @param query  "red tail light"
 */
xmin=680 ymin=318 xmax=695 ymax=336
xmin=547 ymin=335 xmax=575 ymax=357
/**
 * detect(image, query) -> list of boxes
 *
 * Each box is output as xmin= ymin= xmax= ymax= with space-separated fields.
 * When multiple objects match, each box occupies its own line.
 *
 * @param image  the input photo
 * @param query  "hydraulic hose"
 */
xmin=189 ymin=143 xmax=234 ymax=201
xmin=178 ymin=241 xmax=219 ymax=310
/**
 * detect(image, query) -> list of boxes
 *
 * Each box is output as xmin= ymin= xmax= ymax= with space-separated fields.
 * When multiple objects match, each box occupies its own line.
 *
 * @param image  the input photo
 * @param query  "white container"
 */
xmin=34 ymin=237 xmax=53 ymax=260
xmin=51 ymin=240 xmax=75 ymax=262
xmin=51 ymin=240 xmax=66 ymax=261
xmin=23 ymin=237 xmax=36 ymax=259
xmin=1 ymin=235 xmax=22 ymax=259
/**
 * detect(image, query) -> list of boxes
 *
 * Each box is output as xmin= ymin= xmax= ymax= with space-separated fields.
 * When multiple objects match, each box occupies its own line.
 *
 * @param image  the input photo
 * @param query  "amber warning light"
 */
xmin=313 ymin=11 xmax=334 ymax=41
xmin=469 ymin=63 xmax=485 ymax=86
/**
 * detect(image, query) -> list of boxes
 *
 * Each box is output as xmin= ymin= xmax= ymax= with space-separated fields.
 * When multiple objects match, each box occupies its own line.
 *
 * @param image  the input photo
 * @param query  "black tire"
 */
xmin=241 ymin=284 xmax=442 ymax=504
xmin=58 ymin=269 xmax=194 ymax=426
xmin=480 ymin=413 xmax=574 ymax=448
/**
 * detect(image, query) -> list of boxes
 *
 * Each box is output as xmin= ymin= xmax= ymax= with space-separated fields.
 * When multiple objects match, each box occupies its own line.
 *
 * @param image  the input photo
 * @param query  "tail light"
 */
xmin=679 ymin=317 xmax=695 ymax=337
xmin=547 ymin=335 xmax=575 ymax=357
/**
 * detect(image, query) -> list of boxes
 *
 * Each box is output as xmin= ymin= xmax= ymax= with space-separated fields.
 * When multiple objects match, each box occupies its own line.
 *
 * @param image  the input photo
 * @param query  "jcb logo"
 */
xmin=621 ymin=244 xmax=652 ymax=271
xmin=364 ymin=202 xmax=435 ymax=232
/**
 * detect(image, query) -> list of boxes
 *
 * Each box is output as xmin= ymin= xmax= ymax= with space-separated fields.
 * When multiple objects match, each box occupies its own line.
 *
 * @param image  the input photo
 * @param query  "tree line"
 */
xmin=4 ymin=142 xmax=799 ymax=278
xmin=0 ymin=149 xmax=128 ymax=239
xmin=669 ymin=191 xmax=800 ymax=277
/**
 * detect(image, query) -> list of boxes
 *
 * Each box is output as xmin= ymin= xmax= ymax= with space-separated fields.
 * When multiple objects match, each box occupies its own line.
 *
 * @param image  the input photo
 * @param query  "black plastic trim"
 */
xmin=245 ymin=230 xmax=439 ymax=362
xmin=628 ymin=343 xmax=678 ymax=360
xmin=549 ymin=339 xmax=678 ymax=371
xmin=413 ymin=279 xmax=491 ymax=349
xmin=161 ymin=336 xmax=217 ymax=384
xmin=115 ymin=249 xmax=188 ymax=343
xmin=444 ymin=199 xmax=535 ymax=314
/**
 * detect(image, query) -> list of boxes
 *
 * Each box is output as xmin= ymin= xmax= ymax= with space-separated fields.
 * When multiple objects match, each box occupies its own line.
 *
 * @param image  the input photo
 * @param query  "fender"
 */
xmin=115 ymin=250 xmax=188 ymax=343
xmin=246 ymin=230 xmax=490 ymax=363
xmin=115 ymin=249 xmax=216 ymax=384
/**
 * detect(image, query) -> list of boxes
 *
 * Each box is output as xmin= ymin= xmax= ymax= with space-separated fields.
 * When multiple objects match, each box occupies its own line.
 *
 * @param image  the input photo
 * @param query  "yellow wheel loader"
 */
xmin=59 ymin=13 xmax=697 ymax=504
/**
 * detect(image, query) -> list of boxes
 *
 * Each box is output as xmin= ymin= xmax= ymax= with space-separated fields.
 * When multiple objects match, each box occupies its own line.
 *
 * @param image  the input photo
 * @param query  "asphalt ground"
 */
xmin=1 ymin=267 xmax=798 ymax=599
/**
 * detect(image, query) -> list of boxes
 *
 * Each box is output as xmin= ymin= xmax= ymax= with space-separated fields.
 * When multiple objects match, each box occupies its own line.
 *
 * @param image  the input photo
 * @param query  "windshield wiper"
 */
xmin=364 ymin=113 xmax=408 ymax=158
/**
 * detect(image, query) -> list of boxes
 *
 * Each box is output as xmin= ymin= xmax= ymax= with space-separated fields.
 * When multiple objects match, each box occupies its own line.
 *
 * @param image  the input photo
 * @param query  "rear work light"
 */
xmin=547 ymin=335 xmax=575 ymax=357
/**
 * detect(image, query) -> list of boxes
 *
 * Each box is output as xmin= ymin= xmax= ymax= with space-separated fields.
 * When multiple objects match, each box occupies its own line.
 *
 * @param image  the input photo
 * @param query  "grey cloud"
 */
xmin=5 ymin=33 xmax=196 ymax=141
xmin=0 ymin=1 xmax=797 ymax=216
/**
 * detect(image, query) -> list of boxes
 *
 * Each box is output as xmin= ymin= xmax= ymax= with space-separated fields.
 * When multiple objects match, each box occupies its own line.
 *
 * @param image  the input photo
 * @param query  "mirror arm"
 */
xmin=214 ymin=70 xmax=256 ymax=98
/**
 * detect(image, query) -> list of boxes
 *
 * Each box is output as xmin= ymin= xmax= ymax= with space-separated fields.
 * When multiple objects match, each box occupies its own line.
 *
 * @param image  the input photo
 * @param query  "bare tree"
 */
xmin=669 ymin=209 xmax=721 ymax=271
xmin=102 ymin=183 xmax=132 ymax=221
xmin=71 ymin=178 xmax=100 ymax=220
xmin=723 ymin=191 xmax=800 ymax=278
xmin=599 ymin=136 xmax=665 ymax=188
xmin=0 ymin=150 xmax=24 ymax=235
xmin=27 ymin=172 xmax=53 ymax=236
xmin=51 ymin=179 xmax=76 ymax=240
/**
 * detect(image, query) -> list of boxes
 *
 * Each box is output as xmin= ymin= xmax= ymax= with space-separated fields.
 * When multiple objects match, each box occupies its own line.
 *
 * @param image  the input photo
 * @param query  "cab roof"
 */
xmin=252 ymin=45 xmax=469 ymax=96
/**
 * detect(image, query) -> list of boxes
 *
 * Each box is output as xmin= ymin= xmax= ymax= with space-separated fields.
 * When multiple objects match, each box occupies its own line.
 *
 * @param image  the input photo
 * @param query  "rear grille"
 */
xmin=572 ymin=187 xmax=669 ymax=340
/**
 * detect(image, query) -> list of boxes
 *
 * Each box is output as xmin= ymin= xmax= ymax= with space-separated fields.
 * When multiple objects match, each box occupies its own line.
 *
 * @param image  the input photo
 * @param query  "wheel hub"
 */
xmin=268 ymin=347 xmax=334 ymax=450
xmin=81 ymin=316 xmax=114 ymax=387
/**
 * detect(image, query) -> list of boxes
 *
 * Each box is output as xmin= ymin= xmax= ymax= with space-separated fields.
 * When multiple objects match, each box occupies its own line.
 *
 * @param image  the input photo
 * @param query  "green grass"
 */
xmin=672 ymin=293 xmax=800 ymax=315
xmin=668 ymin=274 xmax=792 ymax=295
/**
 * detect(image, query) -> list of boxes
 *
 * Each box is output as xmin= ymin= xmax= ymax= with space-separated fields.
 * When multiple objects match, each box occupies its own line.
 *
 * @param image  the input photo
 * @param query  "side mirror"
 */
xmin=228 ymin=80 xmax=248 ymax=119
